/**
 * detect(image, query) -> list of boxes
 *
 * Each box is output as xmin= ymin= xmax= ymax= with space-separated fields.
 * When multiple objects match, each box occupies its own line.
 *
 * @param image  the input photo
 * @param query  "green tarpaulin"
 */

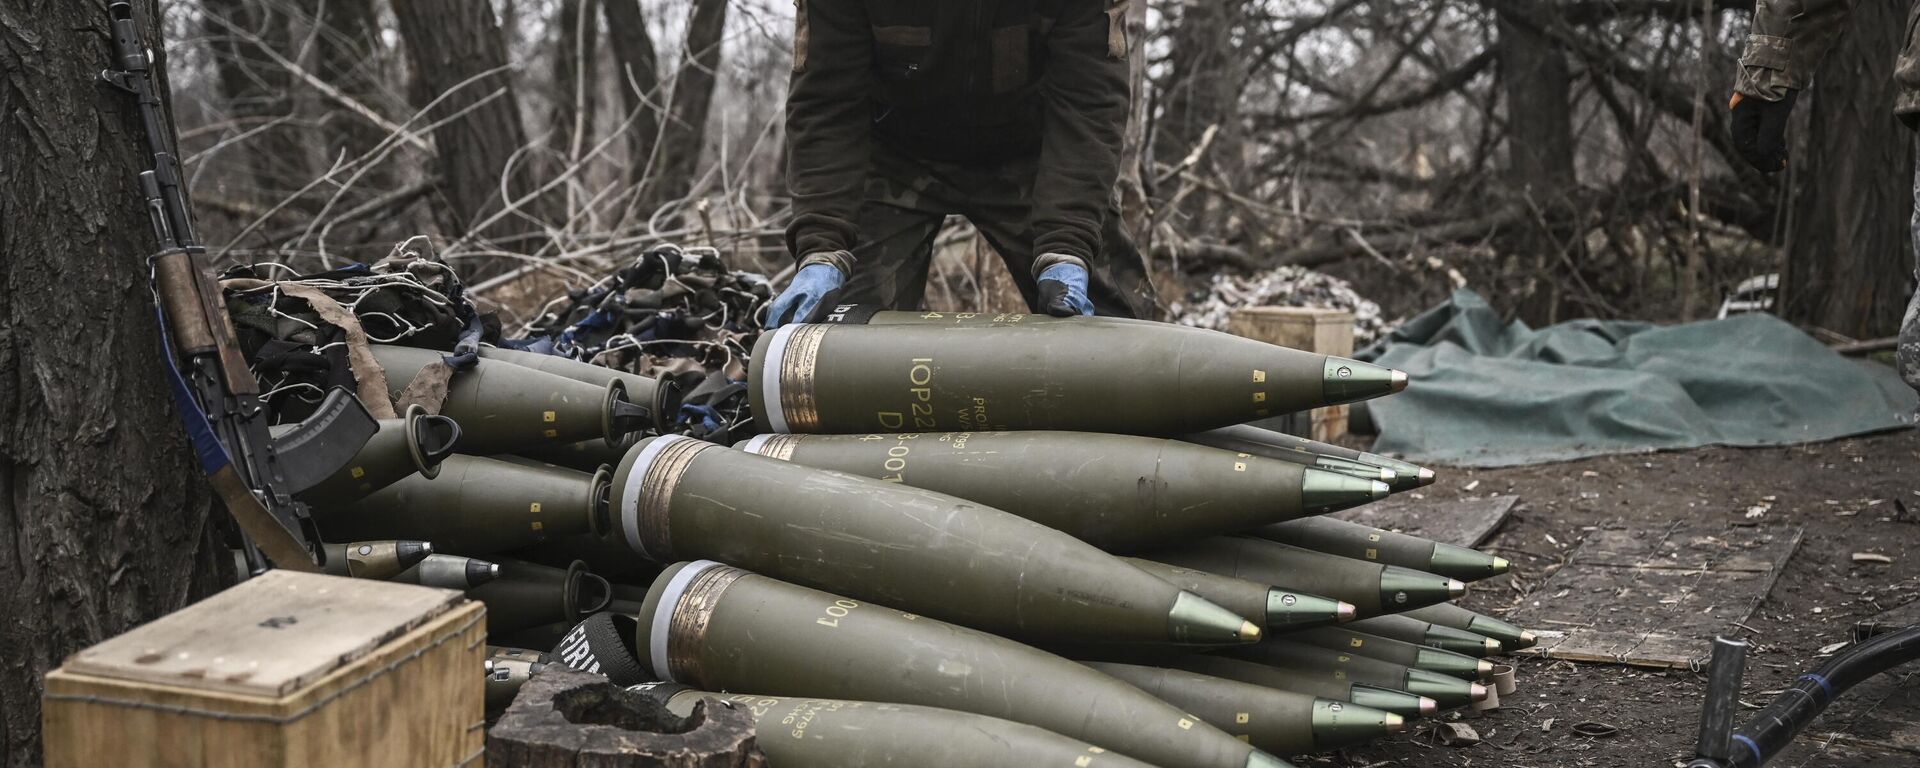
xmin=1354 ymin=290 xmax=1918 ymax=467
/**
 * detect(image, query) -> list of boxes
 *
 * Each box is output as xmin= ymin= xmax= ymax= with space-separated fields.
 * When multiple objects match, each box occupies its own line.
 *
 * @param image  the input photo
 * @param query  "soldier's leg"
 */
xmin=957 ymin=161 xmax=1159 ymax=318
xmin=840 ymin=199 xmax=945 ymax=310
xmin=1899 ymin=138 xmax=1920 ymax=393
xmin=839 ymin=151 xmax=954 ymax=310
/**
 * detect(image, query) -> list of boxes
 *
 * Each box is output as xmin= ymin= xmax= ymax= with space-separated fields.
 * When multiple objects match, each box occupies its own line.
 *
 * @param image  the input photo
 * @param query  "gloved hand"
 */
xmin=1730 ymin=90 xmax=1798 ymax=173
xmin=764 ymin=262 xmax=846 ymax=328
xmin=1036 ymin=261 xmax=1095 ymax=317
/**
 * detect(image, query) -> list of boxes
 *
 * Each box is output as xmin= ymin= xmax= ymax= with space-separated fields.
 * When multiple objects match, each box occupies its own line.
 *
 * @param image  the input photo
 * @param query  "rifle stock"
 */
xmin=103 ymin=1 xmax=376 ymax=572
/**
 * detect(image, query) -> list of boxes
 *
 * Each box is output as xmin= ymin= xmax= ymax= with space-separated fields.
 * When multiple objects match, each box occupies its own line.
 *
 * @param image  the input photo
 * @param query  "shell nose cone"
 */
xmin=1384 ymin=713 xmax=1407 ymax=733
xmin=1302 ymin=468 xmax=1391 ymax=512
xmin=1419 ymin=697 xmax=1439 ymax=716
xmin=1417 ymin=466 xmax=1436 ymax=486
xmin=1447 ymin=579 xmax=1468 ymax=598
xmin=1321 ymin=356 xmax=1405 ymax=405
xmin=1476 ymin=660 xmax=1495 ymax=679
xmin=1336 ymin=602 xmax=1358 ymax=623
xmin=1491 ymin=556 xmax=1512 ymax=575
xmin=1485 ymin=638 xmax=1504 ymax=655
xmin=1470 ymin=683 xmax=1489 ymax=702
xmin=1168 ymin=591 xmax=1264 ymax=645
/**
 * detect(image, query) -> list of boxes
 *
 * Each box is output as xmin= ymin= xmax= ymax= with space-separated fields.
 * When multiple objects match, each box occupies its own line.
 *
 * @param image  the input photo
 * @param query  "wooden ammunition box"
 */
xmin=44 ymin=570 xmax=486 ymax=768
xmin=1228 ymin=306 xmax=1356 ymax=441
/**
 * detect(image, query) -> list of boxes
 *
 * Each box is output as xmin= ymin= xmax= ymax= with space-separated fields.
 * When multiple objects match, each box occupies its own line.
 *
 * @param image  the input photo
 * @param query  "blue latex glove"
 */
xmin=765 ymin=263 xmax=846 ymax=328
xmin=1036 ymin=262 xmax=1095 ymax=317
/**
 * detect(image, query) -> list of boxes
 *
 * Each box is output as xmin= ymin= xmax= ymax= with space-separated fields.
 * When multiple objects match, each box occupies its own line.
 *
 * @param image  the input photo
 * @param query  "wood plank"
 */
xmin=63 ymin=570 xmax=460 ymax=697
xmin=1509 ymin=523 xmax=1803 ymax=669
xmin=44 ymin=600 xmax=486 ymax=768
xmin=1332 ymin=495 xmax=1518 ymax=548
xmin=1229 ymin=307 xmax=1354 ymax=442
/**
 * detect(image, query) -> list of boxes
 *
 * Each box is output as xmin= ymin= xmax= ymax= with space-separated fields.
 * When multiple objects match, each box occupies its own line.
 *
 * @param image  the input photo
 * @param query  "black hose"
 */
xmin=1721 ymin=625 xmax=1920 ymax=767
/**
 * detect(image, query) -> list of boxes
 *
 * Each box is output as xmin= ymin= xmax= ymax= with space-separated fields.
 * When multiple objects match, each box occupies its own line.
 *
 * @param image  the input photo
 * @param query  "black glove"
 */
xmin=1730 ymin=90 xmax=1797 ymax=173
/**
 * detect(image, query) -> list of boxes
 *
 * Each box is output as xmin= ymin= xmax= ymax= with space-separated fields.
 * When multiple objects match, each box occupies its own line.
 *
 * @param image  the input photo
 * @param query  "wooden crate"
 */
xmin=1227 ymin=307 xmax=1355 ymax=442
xmin=44 ymin=570 xmax=486 ymax=768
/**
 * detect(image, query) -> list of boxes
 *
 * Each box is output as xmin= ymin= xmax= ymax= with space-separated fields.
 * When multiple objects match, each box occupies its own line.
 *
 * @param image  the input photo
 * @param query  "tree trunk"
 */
xmin=547 ymin=0 xmax=602 ymax=175
xmin=487 ymin=667 xmax=766 ymax=767
xmin=603 ymin=0 xmax=663 ymax=188
xmin=201 ymin=0 xmax=308 ymax=208
xmin=0 ymin=2 xmax=231 ymax=764
xmin=1783 ymin=0 xmax=1916 ymax=339
xmin=643 ymin=0 xmax=729 ymax=215
xmin=1116 ymin=0 xmax=1152 ymax=250
xmin=1152 ymin=0 xmax=1243 ymax=235
xmin=306 ymin=0 xmax=391 ymax=184
xmin=393 ymin=0 xmax=545 ymax=262
xmin=1497 ymin=10 xmax=1579 ymax=324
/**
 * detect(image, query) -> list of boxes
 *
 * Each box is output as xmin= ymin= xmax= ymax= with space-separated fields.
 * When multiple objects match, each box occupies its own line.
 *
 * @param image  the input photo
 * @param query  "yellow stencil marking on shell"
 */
xmin=1338 ymin=655 xmax=1351 ymax=662
xmin=1366 ymin=547 xmax=1379 ymax=560
xmin=350 ymin=466 xmax=365 ymax=479
xmin=1335 ymin=670 xmax=1346 ymax=679
xmin=1253 ymin=370 xmax=1267 ymax=383
xmin=531 ymin=521 xmax=544 ymax=531
xmin=544 ymin=429 xmax=559 ymax=438
xmin=1237 ymin=735 xmax=1250 ymax=742
xmin=1088 ymin=747 xmax=1105 ymax=754
xmin=1253 ymin=392 xmax=1266 ymax=403
xmin=1234 ymin=462 xmax=1247 ymax=472
xmin=1075 ymin=758 xmax=1092 ymax=768
xmin=530 ymin=502 xmax=542 ymax=513
xmin=1368 ymin=532 xmax=1382 ymax=542
xmin=1350 ymin=638 xmax=1365 ymax=648
xmin=1177 ymin=718 xmax=1194 ymax=730
xmin=543 ymin=410 xmax=557 ymax=423
xmin=1235 ymin=712 xmax=1250 ymax=724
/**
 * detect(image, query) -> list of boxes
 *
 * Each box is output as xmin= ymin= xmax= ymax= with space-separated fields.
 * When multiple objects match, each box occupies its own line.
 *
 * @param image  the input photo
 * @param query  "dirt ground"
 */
xmin=1303 ymin=427 xmax=1920 ymax=768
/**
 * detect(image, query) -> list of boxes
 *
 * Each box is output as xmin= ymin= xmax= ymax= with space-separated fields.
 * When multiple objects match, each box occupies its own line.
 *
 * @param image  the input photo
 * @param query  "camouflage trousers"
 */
xmin=839 ymin=142 xmax=1158 ymax=319
xmin=1905 ymin=137 xmax=1920 ymax=393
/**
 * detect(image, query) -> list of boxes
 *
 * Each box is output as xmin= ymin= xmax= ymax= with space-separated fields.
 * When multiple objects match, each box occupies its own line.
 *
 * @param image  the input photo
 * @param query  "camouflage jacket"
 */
xmin=1736 ymin=0 xmax=1920 ymax=122
xmin=785 ymin=0 xmax=1132 ymax=267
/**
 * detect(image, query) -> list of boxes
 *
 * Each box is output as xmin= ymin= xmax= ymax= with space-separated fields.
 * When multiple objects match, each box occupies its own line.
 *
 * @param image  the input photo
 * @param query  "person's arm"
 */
xmin=784 ymin=0 xmax=873 ymax=268
xmin=1728 ymin=0 xmax=1859 ymax=171
xmin=1030 ymin=0 xmax=1130 ymax=274
xmin=1735 ymin=0 xmax=1858 ymax=100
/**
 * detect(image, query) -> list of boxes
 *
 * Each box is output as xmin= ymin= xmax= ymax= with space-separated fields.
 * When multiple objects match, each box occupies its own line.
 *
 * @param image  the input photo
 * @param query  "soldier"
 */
xmin=765 ymin=0 xmax=1158 ymax=327
xmin=1729 ymin=0 xmax=1920 ymax=392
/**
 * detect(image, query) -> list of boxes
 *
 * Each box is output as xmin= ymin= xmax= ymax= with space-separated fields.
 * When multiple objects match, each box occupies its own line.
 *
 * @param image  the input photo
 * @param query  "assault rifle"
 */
xmin=101 ymin=1 xmax=375 ymax=572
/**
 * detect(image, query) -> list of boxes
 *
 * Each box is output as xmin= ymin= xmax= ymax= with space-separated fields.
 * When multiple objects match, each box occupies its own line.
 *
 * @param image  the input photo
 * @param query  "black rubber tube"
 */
xmin=1720 ymin=625 xmax=1920 ymax=767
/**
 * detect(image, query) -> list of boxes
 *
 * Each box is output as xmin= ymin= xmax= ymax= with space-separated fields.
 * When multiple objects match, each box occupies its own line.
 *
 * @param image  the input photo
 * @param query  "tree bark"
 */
xmin=1497 ymin=9 xmax=1580 ymax=324
xmin=393 ymin=0 xmax=545 ymax=260
xmin=0 ymin=2 xmax=230 ymax=764
xmin=603 ymin=0 xmax=663 ymax=187
xmin=305 ymin=0 xmax=390 ymax=182
xmin=1498 ymin=14 xmax=1578 ymax=194
xmin=487 ymin=667 xmax=765 ymax=767
xmin=1152 ymin=0 xmax=1244 ymax=235
xmin=643 ymin=0 xmax=729 ymax=215
xmin=547 ymin=0 xmax=602 ymax=173
xmin=1782 ymin=0 xmax=1916 ymax=338
xmin=201 ymin=0 xmax=309 ymax=206
xmin=1116 ymin=0 xmax=1152 ymax=250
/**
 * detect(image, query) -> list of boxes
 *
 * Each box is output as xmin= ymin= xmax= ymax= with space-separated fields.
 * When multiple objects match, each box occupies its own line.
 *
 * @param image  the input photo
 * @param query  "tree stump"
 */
xmin=487 ymin=667 xmax=765 ymax=767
